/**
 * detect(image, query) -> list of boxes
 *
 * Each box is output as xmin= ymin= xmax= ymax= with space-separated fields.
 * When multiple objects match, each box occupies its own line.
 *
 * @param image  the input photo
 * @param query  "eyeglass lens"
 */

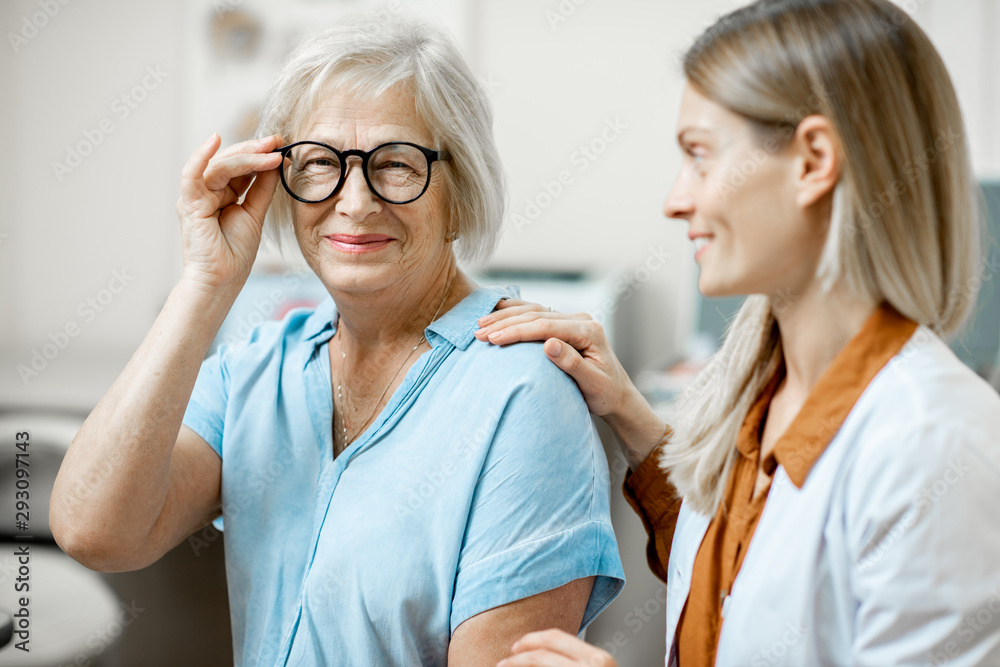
xmin=281 ymin=143 xmax=430 ymax=203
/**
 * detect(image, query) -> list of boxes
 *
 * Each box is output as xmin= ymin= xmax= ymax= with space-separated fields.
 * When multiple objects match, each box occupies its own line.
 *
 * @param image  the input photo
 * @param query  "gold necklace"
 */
xmin=333 ymin=270 xmax=456 ymax=451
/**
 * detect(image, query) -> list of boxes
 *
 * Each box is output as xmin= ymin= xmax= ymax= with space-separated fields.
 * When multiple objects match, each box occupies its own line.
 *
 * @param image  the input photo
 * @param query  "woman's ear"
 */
xmin=792 ymin=115 xmax=840 ymax=210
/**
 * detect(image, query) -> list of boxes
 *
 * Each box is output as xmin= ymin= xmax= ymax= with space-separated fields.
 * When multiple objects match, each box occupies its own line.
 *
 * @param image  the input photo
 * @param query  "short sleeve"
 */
xmin=848 ymin=420 xmax=1000 ymax=666
xmin=182 ymin=342 xmax=241 ymax=531
xmin=449 ymin=356 xmax=625 ymax=634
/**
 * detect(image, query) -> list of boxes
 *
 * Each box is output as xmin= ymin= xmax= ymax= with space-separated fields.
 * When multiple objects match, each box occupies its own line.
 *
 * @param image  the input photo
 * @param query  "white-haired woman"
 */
xmin=50 ymin=16 xmax=624 ymax=666
xmin=481 ymin=1 xmax=1000 ymax=665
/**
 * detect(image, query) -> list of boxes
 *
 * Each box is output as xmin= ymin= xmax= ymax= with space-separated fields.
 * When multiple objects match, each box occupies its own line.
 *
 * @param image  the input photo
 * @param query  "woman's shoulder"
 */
xmin=434 ymin=284 xmax=581 ymax=382
xmin=464 ymin=327 xmax=583 ymax=399
xmin=841 ymin=325 xmax=1000 ymax=494
xmin=861 ymin=324 xmax=1000 ymax=429
xmin=832 ymin=328 xmax=1000 ymax=570
xmin=430 ymin=285 xmax=595 ymax=426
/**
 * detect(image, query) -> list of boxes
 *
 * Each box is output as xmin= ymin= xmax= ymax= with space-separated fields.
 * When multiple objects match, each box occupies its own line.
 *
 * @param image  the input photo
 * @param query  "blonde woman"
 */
xmin=482 ymin=0 xmax=1000 ymax=665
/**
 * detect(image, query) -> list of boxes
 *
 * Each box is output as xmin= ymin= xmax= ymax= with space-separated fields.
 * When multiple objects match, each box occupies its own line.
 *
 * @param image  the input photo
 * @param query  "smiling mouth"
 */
xmin=693 ymin=236 xmax=713 ymax=258
xmin=326 ymin=234 xmax=394 ymax=253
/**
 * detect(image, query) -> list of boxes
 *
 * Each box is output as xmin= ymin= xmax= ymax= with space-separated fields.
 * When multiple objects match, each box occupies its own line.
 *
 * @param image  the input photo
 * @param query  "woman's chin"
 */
xmin=697 ymin=274 xmax=724 ymax=299
xmin=318 ymin=265 xmax=397 ymax=295
xmin=697 ymin=274 xmax=744 ymax=300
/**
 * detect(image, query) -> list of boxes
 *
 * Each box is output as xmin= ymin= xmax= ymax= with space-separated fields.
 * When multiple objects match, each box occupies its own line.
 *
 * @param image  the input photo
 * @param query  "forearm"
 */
xmin=50 ymin=279 xmax=237 ymax=562
xmin=601 ymin=383 xmax=669 ymax=469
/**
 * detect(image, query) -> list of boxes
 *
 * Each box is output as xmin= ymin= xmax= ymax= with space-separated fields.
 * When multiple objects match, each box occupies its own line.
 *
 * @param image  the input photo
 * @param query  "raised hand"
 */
xmin=176 ymin=133 xmax=284 ymax=292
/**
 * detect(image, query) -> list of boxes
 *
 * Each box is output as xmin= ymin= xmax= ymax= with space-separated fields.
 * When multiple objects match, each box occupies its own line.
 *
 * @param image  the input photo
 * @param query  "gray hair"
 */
xmin=256 ymin=15 xmax=506 ymax=264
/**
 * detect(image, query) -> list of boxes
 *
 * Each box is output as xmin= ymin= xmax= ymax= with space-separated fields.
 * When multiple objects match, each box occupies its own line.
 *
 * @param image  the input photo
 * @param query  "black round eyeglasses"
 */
xmin=272 ymin=141 xmax=450 ymax=205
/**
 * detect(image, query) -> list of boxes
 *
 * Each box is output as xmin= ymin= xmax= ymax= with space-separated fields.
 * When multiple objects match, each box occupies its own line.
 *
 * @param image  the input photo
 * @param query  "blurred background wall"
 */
xmin=1 ymin=0 xmax=998 ymax=665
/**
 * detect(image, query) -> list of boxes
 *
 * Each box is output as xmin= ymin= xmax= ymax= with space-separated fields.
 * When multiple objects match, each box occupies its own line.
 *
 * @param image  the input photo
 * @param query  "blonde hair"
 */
xmin=661 ymin=0 xmax=984 ymax=514
xmin=256 ymin=14 xmax=506 ymax=264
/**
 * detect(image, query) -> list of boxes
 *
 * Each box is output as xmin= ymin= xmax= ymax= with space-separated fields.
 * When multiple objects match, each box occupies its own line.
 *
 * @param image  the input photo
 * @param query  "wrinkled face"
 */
xmin=289 ymin=83 xmax=453 ymax=296
xmin=664 ymin=83 xmax=827 ymax=299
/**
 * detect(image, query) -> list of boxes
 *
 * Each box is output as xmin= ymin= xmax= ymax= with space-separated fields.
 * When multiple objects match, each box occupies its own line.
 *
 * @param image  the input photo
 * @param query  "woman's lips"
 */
xmin=326 ymin=234 xmax=394 ymax=253
xmin=693 ymin=236 xmax=714 ymax=261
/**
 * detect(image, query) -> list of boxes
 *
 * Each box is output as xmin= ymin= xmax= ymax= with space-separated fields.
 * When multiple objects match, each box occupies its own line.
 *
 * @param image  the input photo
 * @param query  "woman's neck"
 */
xmin=332 ymin=261 xmax=476 ymax=359
xmin=771 ymin=280 xmax=878 ymax=398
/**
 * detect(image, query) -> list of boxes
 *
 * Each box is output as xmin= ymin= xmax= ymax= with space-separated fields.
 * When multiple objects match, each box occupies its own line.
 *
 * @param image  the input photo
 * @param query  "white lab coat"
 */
xmin=663 ymin=326 xmax=1000 ymax=666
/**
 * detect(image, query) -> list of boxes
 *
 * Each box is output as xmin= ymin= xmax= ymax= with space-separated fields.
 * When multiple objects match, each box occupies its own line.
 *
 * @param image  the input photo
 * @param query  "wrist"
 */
xmin=172 ymin=277 xmax=241 ymax=328
xmin=176 ymin=272 xmax=242 ymax=303
xmin=603 ymin=384 xmax=667 ymax=468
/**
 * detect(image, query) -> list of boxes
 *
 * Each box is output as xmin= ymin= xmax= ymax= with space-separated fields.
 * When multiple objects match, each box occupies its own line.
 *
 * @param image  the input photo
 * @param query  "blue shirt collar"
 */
xmin=301 ymin=284 xmax=520 ymax=351
xmin=302 ymin=297 xmax=337 ymax=342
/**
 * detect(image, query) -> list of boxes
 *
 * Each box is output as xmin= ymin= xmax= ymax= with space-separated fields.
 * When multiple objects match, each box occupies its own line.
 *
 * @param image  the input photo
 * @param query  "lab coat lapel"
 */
xmin=664 ymin=501 xmax=711 ymax=666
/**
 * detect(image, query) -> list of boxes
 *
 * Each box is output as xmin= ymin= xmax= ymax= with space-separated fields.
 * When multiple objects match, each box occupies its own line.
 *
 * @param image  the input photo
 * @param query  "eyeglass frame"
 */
xmin=271 ymin=140 xmax=451 ymax=205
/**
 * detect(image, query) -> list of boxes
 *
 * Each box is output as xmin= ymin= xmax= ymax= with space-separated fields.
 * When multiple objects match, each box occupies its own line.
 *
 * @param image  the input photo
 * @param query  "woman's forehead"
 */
xmin=294 ymin=84 xmax=433 ymax=148
xmin=676 ymin=85 xmax=753 ymax=147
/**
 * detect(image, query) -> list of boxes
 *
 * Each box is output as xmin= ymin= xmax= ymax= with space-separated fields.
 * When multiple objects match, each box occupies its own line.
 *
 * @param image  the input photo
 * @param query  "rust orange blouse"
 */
xmin=622 ymin=301 xmax=917 ymax=666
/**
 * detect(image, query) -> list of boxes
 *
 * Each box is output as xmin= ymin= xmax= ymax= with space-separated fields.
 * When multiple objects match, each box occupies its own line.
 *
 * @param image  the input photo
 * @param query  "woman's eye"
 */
xmin=378 ymin=161 xmax=415 ymax=171
xmin=688 ymin=152 xmax=708 ymax=170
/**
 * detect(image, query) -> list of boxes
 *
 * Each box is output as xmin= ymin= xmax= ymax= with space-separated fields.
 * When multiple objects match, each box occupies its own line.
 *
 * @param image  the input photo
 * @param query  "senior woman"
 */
xmin=49 ymin=16 xmax=624 ymax=666
xmin=480 ymin=1 xmax=1000 ymax=665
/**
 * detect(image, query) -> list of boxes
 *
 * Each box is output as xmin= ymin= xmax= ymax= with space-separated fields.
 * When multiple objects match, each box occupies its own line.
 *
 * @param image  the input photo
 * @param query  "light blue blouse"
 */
xmin=182 ymin=284 xmax=625 ymax=666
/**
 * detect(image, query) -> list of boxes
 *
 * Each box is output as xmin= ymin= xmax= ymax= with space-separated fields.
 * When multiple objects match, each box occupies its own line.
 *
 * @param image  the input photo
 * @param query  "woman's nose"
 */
xmin=335 ymin=159 xmax=381 ymax=221
xmin=663 ymin=173 xmax=694 ymax=220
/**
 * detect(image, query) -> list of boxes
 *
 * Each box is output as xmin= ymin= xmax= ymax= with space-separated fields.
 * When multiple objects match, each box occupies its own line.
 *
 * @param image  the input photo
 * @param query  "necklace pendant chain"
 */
xmin=333 ymin=271 xmax=456 ymax=449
